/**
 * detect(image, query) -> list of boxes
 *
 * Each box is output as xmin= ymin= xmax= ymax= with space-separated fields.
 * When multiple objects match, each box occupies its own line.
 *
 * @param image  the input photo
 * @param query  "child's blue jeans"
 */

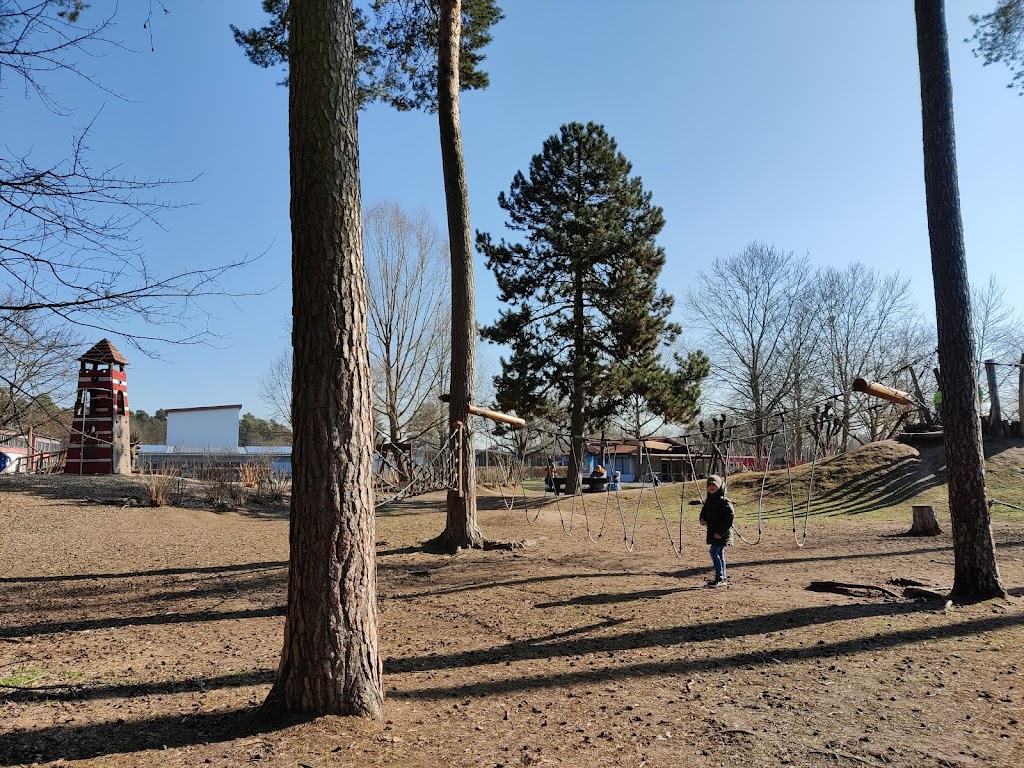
xmin=709 ymin=545 xmax=726 ymax=581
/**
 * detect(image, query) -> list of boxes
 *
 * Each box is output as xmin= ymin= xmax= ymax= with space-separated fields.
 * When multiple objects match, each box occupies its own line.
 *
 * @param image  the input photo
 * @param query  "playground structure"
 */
xmin=66 ymin=339 xmax=132 ymax=475
xmin=0 ymin=429 xmax=64 ymax=474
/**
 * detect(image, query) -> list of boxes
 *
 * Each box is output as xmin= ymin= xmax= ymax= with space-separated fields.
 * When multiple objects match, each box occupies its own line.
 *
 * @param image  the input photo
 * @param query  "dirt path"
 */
xmin=1 ymin=478 xmax=1022 ymax=768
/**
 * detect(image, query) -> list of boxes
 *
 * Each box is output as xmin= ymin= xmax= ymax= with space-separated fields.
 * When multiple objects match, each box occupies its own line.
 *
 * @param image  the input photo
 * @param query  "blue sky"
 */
xmin=6 ymin=1 xmax=1022 ymax=418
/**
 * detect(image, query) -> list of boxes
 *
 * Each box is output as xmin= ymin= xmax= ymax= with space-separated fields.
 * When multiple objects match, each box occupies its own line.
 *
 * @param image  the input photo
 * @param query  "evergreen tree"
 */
xmin=916 ymin=0 xmax=1004 ymax=600
xmin=231 ymin=0 xmax=502 ymax=109
xmin=263 ymin=0 xmax=383 ymax=717
xmin=479 ymin=122 xmax=702 ymax=487
xmin=235 ymin=0 xmax=504 ymax=553
xmin=131 ymin=409 xmax=167 ymax=445
xmin=968 ymin=0 xmax=1024 ymax=92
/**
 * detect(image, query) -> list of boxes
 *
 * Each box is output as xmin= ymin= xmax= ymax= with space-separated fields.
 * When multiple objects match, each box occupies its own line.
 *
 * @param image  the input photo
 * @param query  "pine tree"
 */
xmin=479 ymin=122 xmax=701 ymax=487
xmin=916 ymin=0 xmax=1005 ymax=600
xmin=234 ymin=0 xmax=504 ymax=553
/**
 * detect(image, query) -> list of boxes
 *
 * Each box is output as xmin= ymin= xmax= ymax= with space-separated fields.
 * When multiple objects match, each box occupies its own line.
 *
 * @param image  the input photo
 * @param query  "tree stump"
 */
xmin=908 ymin=504 xmax=942 ymax=536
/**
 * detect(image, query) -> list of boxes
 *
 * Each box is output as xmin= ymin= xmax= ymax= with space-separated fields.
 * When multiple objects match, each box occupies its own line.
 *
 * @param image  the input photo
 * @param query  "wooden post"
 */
xmin=909 ymin=368 xmax=933 ymax=426
xmin=1019 ymin=353 xmax=1023 ymax=438
xmin=457 ymin=422 xmax=464 ymax=497
xmin=984 ymin=359 xmax=1004 ymax=437
xmin=909 ymin=504 xmax=942 ymax=536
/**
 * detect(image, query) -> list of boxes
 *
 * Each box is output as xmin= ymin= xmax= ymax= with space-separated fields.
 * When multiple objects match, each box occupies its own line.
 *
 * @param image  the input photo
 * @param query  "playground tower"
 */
xmin=65 ymin=339 xmax=131 ymax=474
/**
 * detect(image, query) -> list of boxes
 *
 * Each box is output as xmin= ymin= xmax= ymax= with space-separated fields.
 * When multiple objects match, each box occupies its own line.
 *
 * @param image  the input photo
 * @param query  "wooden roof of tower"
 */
xmin=79 ymin=338 xmax=129 ymax=365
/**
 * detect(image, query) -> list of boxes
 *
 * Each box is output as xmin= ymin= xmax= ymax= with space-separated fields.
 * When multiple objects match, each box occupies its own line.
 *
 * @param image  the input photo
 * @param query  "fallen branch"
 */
xmin=902 ymin=586 xmax=950 ymax=601
xmin=806 ymin=581 xmax=899 ymax=599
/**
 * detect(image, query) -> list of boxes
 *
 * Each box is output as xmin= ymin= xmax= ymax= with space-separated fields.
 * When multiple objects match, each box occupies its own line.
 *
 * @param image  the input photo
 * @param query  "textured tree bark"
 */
xmin=914 ymin=0 xmax=1005 ymax=601
xmin=264 ymin=0 xmax=383 ymax=716
xmin=435 ymin=0 xmax=484 ymax=551
xmin=568 ymin=267 xmax=586 ymax=496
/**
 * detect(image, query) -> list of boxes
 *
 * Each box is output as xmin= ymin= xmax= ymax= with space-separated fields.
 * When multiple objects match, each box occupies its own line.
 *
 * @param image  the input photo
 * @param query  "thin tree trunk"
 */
xmin=984 ymin=359 xmax=1004 ymax=437
xmin=435 ymin=0 xmax=483 ymax=551
xmin=915 ymin=0 xmax=1004 ymax=601
xmin=909 ymin=367 xmax=934 ymax=426
xmin=568 ymin=254 xmax=587 ymax=495
xmin=264 ymin=0 xmax=383 ymax=716
xmin=1019 ymin=353 xmax=1024 ymax=436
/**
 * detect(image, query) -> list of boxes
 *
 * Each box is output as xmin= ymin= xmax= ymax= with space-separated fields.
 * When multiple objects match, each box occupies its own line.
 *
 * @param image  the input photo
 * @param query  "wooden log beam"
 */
xmin=852 ymin=378 xmax=913 ymax=406
xmin=439 ymin=395 xmax=526 ymax=429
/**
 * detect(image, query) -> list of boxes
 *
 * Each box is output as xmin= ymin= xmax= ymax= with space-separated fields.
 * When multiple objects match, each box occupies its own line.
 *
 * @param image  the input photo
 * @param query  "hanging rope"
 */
xmin=643 ymin=439 xmax=684 ymax=557
xmin=730 ymin=430 xmax=776 ymax=546
xmin=491 ymin=425 xmax=534 ymax=513
xmin=792 ymin=417 xmax=822 ymax=547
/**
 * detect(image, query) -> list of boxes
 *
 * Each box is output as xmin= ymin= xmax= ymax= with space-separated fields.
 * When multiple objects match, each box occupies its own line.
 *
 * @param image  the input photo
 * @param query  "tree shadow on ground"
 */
xmin=750 ymin=457 xmax=946 ymax=520
xmin=390 ymin=571 xmax=649 ymax=601
xmin=0 ymin=605 xmax=285 ymax=640
xmin=534 ymin=586 xmax=690 ymax=607
xmin=389 ymin=609 xmax=1024 ymax=701
xmin=0 ymin=560 xmax=286 ymax=585
xmin=0 ymin=669 xmax=275 ymax=705
xmin=6 ymin=601 xmax=1019 ymax=765
xmin=6 ymin=606 xmax=1015 ymax=765
xmin=0 ymin=706 xmax=309 ymax=766
xmin=384 ymin=601 xmax=934 ymax=675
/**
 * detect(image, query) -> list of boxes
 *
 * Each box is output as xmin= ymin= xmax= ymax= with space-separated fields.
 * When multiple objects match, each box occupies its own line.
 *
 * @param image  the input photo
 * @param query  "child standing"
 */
xmin=699 ymin=474 xmax=735 ymax=586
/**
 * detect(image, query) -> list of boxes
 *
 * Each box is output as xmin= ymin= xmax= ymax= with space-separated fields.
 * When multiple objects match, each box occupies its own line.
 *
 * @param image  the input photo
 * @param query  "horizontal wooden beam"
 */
xmin=439 ymin=395 xmax=526 ymax=429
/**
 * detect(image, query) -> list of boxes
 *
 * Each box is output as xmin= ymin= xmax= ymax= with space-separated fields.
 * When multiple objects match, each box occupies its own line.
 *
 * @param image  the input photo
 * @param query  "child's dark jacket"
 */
xmin=700 ymin=488 xmax=735 ymax=546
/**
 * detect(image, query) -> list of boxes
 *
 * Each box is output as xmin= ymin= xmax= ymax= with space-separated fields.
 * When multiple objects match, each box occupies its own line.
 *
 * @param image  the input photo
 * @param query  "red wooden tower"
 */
xmin=65 ymin=339 xmax=132 ymax=474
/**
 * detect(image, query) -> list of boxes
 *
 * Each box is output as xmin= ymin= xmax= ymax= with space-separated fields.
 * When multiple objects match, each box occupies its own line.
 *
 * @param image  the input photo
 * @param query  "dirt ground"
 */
xmin=1 ymin=443 xmax=1023 ymax=768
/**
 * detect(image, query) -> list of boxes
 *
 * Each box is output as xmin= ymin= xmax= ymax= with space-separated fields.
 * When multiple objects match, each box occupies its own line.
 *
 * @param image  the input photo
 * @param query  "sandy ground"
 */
xmin=1 ymin=471 xmax=1023 ymax=768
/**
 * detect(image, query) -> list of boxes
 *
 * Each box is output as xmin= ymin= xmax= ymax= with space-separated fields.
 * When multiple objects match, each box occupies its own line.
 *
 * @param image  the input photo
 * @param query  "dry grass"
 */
xmin=139 ymin=464 xmax=180 ymax=507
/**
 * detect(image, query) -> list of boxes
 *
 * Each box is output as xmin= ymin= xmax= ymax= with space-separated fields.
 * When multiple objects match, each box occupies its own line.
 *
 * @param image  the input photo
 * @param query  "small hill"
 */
xmin=725 ymin=438 xmax=1024 ymax=521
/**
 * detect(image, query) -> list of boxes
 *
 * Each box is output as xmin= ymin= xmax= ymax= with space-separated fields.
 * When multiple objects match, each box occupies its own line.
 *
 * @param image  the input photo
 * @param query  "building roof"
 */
xmin=79 ymin=338 xmax=129 ymax=365
xmin=585 ymin=443 xmax=639 ymax=455
xmin=164 ymin=405 xmax=244 ymax=414
xmin=137 ymin=445 xmax=291 ymax=456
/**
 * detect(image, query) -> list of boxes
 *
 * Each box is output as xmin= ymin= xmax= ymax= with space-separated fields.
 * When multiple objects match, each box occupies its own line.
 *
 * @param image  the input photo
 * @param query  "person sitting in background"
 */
xmin=607 ymin=470 xmax=621 ymax=491
xmin=591 ymin=464 xmax=606 ymax=478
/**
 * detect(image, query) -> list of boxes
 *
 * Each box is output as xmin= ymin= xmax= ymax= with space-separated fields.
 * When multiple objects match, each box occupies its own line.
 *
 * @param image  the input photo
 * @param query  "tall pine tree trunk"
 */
xmin=264 ymin=0 xmax=383 ymax=716
xmin=435 ymin=0 xmax=484 ymax=551
xmin=915 ymin=0 xmax=1004 ymax=601
xmin=569 ymin=262 xmax=587 ymax=494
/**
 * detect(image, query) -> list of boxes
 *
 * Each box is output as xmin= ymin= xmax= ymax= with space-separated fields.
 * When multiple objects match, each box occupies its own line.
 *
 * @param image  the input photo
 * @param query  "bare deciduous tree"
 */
xmin=2 ymin=3 xmax=256 ymax=354
xmin=972 ymin=274 xmax=1023 ymax=420
xmin=818 ymin=263 xmax=923 ymax=448
xmin=258 ymin=202 xmax=452 ymax=438
xmin=0 ymin=298 xmax=80 ymax=433
xmin=258 ymin=349 xmax=293 ymax=428
xmin=685 ymin=242 xmax=819 ymax=456
xmin=365 ymin=200 xmax=450 ymax=444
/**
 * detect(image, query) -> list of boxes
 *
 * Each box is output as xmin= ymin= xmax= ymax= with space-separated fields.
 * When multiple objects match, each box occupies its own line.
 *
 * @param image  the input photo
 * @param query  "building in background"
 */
xmin=137 ymin=404 xmax=291 ymax=474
